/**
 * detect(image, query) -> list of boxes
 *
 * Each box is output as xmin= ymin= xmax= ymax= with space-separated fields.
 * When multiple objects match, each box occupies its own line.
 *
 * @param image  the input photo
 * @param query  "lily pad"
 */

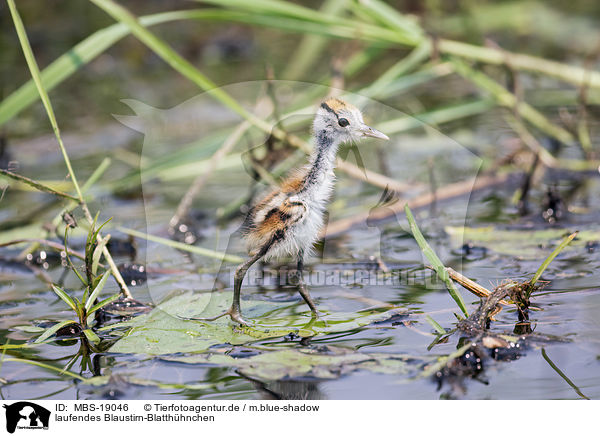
xmin=163 ymin=347 xmax=421 ymax=381
xmin=446 ymin=225 xmax=599 ymax=259
xmin=108 ymin=292 xmax=407 ymax=355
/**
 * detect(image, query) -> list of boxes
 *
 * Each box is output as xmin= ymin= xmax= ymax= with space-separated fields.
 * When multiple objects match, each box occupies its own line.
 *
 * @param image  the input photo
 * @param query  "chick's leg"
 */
xmin=189 ymin=245 xmax=270 ymax=325
xmin=295 ymin=249 xmax=318 ymax=316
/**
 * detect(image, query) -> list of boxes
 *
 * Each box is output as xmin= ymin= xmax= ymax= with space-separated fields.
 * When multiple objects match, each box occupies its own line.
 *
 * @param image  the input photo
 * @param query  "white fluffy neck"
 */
xmin=299 ymin=128 xmax=341 ymax=194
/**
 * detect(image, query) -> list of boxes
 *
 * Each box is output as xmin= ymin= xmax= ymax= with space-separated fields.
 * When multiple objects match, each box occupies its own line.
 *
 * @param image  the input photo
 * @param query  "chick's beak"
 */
xmin=360 ymin=124 xmax=389 ymax=140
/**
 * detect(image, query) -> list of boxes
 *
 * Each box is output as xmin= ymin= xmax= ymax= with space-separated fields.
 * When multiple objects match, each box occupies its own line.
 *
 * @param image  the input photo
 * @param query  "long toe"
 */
xmin=229 ymin=311 xmax=248 ymax=326
xmin=177 ymin=311 xmax=229 ymax=322
xmin=310 ymin=310 xmax=322 ymax=319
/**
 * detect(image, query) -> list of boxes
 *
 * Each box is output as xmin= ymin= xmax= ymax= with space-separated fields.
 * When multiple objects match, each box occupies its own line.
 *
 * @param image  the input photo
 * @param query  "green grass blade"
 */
xmin=20 ymin=157 xmax=112 ymax=259
xmin=404 ymin=205 xmax=469 ymax=317
xmin=2 ymin=357 xmax=87 ymax=381
xmin=91 ymin=218 xmax=113 ymax=248
xmin=34 ymin=320 xmax=78 ymax=344
xmin=87 ymin=292 xmax=121 ymax=315
xmin=282 ymin=0 xmax=347 ymax=80
xmin=86 ymin=212 xmax=100 ymax=253
xmin=541 ymin=348 xmax=590 ymax=400
xmin=450 ymin=57 xmax=574 ymax=144
xmin=85 ymin=270 xmax=111 ymax=312
xmin=81 ymin=158 xmax=111 ymax=192
xmin=200 ymin=0 xmax=339 ymax=24
xmin=90 ymin=0 xmax=255 ymax=124
xmin=118 ymin=227 xmax=243 ymax=263
xmin=0 ymin=10 xmax=220 ymax=126
xmin=196 ymin=0 xmax=600 ymax=88
xmin=72 ymin=296 xmax=84 ymax=322
xmin=529 ymin=231 xmax=578 ymax=291
xmin=424 ymin=315 xmax=446 ymax=334
xmin=361 ymin=42 xmax=431 ymax=98
xmin=373 ymin=98 xmax=494 ymax=136
xmin=92 ymin=235 xmax=110 ymax=276
xmin=6 ymin=0 xmax=83 ymax=200
xmin=50 ymin=285 xmax=77 ymax=312
xmin=197 ymin=0 xmax=417 ymax=44
xmin=350 ymin=0 xmax=423 ymax=40
xmin=82 ymin=328 xmax=101 ymax=344
xmin=0 ymin=169 xmax=80 ymax=202
xmin=63 ymin=227 xmax=87 ymax=286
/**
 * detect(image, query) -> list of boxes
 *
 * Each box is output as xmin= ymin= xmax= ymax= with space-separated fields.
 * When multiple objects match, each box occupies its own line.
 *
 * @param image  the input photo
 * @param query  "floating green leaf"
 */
xmin=108 ymin=292 xmax=406 ymax=355
xmin=446 ymin=226 xmax=594 ymax=259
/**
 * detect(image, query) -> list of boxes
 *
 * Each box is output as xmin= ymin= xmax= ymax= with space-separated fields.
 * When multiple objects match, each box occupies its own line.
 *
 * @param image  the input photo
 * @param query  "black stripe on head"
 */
xmin=320 ymin=102 xmax=339 ymax=120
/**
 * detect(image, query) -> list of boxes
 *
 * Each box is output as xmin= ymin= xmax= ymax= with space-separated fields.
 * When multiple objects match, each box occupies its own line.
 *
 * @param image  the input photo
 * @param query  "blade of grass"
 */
xmin=0 ymin=10 xmax=228 ymax=126
xmin=87 ymin=292 xmax=121 ymax=315
xmin=90 ymin=0 xmax=266 ymax=130
xmin=85 ymin=270 xmax=111 ymax=312
xmin=82 ymin=329 xmax=101 ymax=344
xmin=34 ymin=320 xmax=78 ymax=344
xmin=404 ymin=205 xmax=468 ymax=317
xmin=282 ymin=0 xmax=348 ymax=80
xmin=198 ymin=0 xmax=421 ymax=44
xmin=450 ymin=57 xmax=574 ymax=144
xmin=7 ymin=0 xmax=131 ymax=298
xmin=360 ymin=41 xmax=431 ymax=98
xmin=376 ymin=98 xmax=494 ymax=135
xmin=7 ymin=0 xmax=83 ymax=200
xmin=0 ymin=169 xmax=80 ymax=202
xmin=349 ymin=0 xmax=424 ymax=40
xmin=88 ymin=0 xmax=410 ymax=196
xmin=50 ymin=285 xmax=77 ymax=312
xmin=0 ymin=238 xmax=85 ymax=260
xmin=541 ymin=348 xmax=590 ymax=400
xmin=528 ymin=231 xmax=578 ymax=293
xmin=91 ymin=235 xmax=110 ymax=276
xmin=2 ymin=357 xmax=87 ymax=381
xmin=19 ymin=157 xmax=112 ymax=259
xmin=438 ymin=39 xmax=600 ymax=90
xmin=63 ymin=227 xmax=87 ymax=286
xmin=194 ymin=1 xmax=600 ymax=89
xmin=118 ymin=227 xmax=244 ymax=263
xmin=424 ymin=314 xmax=446 ymax=334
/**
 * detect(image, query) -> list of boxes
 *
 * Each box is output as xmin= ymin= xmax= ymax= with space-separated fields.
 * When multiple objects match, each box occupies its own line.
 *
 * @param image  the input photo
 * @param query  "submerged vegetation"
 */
xmin=0 ymin=0 xmax=598 ymax=399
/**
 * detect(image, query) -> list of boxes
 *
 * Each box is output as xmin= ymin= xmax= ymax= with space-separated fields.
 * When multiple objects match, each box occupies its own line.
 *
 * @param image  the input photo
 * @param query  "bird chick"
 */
xmin=208 ymin=98 xmax=388 ymax=325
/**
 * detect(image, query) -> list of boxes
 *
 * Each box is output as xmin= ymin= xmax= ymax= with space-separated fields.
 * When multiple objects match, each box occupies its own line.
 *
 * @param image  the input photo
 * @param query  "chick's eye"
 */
xmin=338 ymin=118 xmax=349 ymax=127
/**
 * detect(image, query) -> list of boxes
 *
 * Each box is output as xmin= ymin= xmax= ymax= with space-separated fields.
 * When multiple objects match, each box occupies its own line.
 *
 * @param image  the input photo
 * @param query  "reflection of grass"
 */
xmin=541 ymin=348 xmax=590 ymax=400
